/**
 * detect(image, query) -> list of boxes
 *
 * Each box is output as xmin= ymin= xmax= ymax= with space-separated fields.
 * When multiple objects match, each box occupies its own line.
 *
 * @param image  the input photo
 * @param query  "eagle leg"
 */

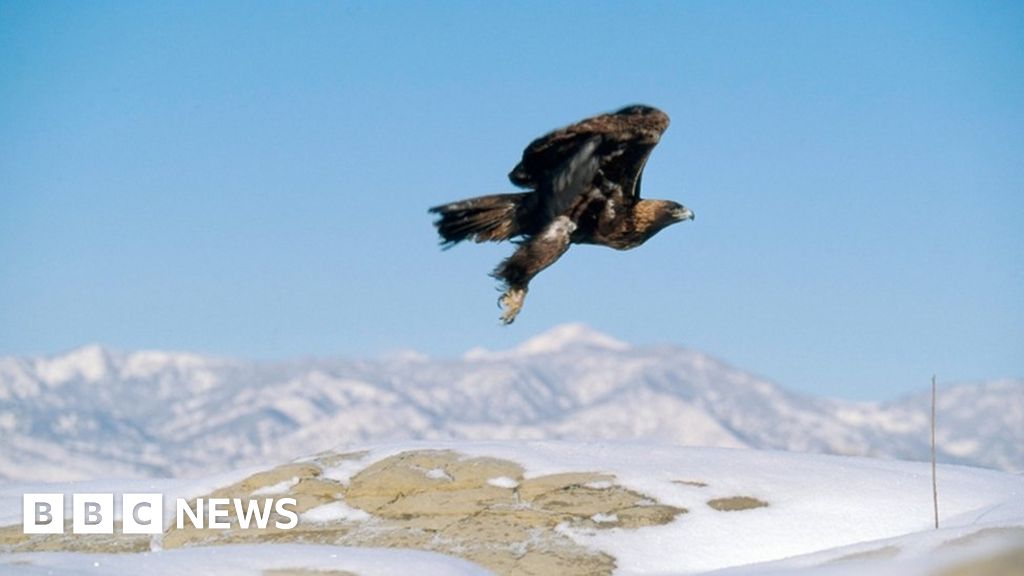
xmin=491 ymin=216 xmax=576 ymax=325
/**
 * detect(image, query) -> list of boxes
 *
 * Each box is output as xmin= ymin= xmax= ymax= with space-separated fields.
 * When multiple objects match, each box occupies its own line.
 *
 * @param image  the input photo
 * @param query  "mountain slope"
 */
xmin=1 ymin=325 xmax=1020 ymax=480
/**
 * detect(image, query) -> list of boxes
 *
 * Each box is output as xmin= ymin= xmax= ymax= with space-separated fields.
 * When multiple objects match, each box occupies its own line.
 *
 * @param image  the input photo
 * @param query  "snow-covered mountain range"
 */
xmin=1 ymin=324 xmax=1020 ymax=480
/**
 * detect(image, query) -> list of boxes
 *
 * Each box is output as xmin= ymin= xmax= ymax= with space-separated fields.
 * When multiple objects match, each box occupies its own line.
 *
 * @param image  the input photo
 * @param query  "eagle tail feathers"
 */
xmin=430 ymin=193 xmax=531 ymax=246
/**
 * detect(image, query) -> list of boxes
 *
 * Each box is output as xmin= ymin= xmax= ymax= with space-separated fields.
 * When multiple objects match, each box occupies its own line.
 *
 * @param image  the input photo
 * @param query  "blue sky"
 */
xmin=1 ymin=1 xmax=1021 ymax=400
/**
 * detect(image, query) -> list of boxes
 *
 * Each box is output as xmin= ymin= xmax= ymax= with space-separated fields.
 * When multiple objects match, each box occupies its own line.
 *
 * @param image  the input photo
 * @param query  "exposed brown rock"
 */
xmin=707 ymin=496 xmax=769 ymax=512
xmin=1 ymin=449 xmax=687 ymax=576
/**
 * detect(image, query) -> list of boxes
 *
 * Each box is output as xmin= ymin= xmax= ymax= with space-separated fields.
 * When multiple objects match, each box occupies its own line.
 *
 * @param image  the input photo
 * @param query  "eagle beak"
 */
xmin=673 ymin=207 xmax=695 ymax=222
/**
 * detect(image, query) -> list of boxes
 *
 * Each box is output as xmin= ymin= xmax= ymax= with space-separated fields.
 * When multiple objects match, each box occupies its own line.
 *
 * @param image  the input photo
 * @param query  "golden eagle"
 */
xmin=430 ymin=105 xmax=694 ymax=324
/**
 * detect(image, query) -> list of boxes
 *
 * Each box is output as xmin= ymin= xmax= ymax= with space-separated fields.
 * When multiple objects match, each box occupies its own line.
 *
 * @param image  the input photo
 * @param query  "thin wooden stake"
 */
xmin=931 ymin=374 xmax=939 ymax=529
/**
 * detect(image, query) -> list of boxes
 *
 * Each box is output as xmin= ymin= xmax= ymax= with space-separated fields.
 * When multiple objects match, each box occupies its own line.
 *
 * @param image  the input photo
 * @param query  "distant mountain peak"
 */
xmin=464 ymin=323 xmax=629 ymax=360
xmin=34 ymin=343 xmax=114 ymax=385
xmin=516 ymin=323 xmax=629 ymax=354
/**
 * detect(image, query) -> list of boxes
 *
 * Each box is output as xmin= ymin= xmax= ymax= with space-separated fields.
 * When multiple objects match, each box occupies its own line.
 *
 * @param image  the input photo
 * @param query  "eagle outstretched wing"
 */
xmin=508 ymin=105 xmax=670 ymax=219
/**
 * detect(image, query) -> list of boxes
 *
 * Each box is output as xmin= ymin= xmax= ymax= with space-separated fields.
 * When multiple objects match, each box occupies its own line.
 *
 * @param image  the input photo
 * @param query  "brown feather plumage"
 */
xmin=430 ymin=105 xmax=693 ymax=323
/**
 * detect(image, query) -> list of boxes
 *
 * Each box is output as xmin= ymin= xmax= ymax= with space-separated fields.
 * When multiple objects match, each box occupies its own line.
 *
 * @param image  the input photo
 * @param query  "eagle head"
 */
xmin=651 ymin=200 xmax=694 ymax=228
xmin=666 ymin=201 xmax=695 ymax=223
xmin=630 ymin=199 xmax=694 ymax=247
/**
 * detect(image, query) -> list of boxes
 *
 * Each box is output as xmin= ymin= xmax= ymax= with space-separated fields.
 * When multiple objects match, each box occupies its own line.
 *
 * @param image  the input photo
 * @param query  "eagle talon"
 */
xmin=498 ymin=287 xmax=527 ymax=325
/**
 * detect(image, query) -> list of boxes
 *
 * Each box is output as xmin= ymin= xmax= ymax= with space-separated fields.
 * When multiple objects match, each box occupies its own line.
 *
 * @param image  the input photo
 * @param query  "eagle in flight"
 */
xmin=430 ymin=105 xmax=694 ymax=324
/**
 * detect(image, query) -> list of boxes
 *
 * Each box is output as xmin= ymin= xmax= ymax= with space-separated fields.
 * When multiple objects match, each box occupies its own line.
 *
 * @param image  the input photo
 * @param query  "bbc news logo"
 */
xmin=23 ymin=493 xmax=299 ymax=534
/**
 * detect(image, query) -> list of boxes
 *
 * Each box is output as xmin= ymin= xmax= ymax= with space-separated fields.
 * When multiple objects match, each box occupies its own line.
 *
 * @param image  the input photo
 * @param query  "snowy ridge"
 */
xmin=2 ymin=442 xmax=1022 ymax=576
xmin=0 ymin=324 xmax=1021 ymax=480
xmin=464 ymin=323 xmax=629 ymax=360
